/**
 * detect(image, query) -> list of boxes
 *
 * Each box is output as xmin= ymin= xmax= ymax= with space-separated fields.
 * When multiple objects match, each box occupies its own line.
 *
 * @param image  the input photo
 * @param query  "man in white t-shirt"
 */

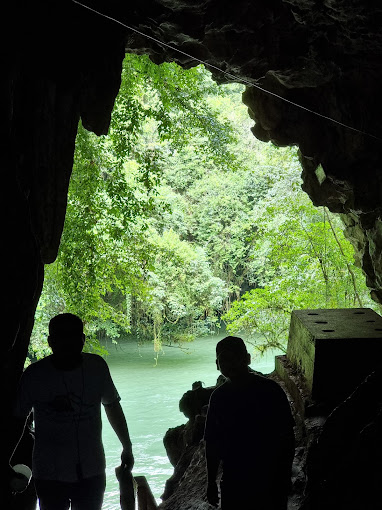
xmin=11 ymin=313 xmax=134 ymax=510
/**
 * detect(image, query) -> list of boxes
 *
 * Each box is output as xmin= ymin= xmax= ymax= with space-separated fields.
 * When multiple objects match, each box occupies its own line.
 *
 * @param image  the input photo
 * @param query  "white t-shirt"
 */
xmin=15 ymin=353 xmax=120 ymax=482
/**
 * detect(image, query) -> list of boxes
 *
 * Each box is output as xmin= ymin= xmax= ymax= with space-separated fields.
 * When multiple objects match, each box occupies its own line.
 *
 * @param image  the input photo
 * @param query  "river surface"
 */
xmin=100 ymin=334 xmax=280 ymax=508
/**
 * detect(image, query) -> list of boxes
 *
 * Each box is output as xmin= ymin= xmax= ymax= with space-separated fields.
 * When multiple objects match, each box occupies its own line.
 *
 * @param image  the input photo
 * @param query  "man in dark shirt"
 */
xmin=204 ymin=336 xmax=295 ymax=509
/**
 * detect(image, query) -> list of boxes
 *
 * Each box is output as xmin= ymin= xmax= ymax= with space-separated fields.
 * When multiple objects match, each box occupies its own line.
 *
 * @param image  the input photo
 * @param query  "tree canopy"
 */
xmin=223 ymin=160 xmax=377 ymax=355
xmin=29 ymin=53 xmax=378 ymax=362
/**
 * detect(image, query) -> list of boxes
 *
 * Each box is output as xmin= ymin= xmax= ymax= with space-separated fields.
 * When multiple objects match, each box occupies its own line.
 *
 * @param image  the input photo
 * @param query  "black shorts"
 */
xmin=34 ymin=473 xmax=106 ymax=510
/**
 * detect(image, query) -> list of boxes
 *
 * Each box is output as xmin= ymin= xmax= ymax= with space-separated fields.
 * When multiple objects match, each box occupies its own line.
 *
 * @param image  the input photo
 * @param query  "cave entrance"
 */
xmin=31 ymin=53 xmax=375 ymax=363
xmin=26 ymin=54 xmax=377 ymax=505
xmin=5 ymin=2 xmax=382 ymax=509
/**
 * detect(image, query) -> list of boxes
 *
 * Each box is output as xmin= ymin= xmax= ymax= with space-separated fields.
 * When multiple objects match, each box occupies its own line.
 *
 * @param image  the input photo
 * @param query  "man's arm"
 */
xmin=104 ymin=400 xmax=134 ymax=470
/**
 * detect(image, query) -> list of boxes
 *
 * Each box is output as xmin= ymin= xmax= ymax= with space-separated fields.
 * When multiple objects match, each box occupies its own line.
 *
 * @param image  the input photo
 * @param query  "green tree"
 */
xmin=131 ymin=229 xmax=227 ymax=356
xmin=223 ymin=157 xmax=377 ymax=355
xmin=30 ymin=53 xmax=375 ymax=362
xmin=151 ymin=84 xmax=300 ymax=308
xmin=30 ymin=55 xmax=236 ymax=357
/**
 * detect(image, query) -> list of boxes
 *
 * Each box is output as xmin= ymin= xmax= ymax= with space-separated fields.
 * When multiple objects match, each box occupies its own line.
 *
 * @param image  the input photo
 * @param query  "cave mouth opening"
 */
xmin=30 ymin=51 xmax=377 ymax=367
xmin=5 ymin=3 xmax=382 ymax=509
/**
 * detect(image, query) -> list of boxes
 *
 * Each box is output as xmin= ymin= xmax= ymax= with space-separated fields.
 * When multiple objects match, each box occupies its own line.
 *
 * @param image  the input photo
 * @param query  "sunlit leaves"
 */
xmin=29 ymin=52 xmax=376 ymax=363
xmin=140 ymin=229 xmax=227 ymax=344
xmin=30 ymin=54 xmax=239 ymax=356
xmin=223 ymin=160 xmax=377 ymax=355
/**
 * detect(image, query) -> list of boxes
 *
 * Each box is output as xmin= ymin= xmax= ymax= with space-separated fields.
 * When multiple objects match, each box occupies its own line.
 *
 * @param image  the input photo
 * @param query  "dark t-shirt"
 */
xmin=204 ymin=373 xmax=294 ymax=483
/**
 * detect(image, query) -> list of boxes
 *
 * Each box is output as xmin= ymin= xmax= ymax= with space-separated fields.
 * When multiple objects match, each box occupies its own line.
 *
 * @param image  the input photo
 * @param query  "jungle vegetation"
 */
xmin=29 ymin=54 xmax=378 ymax=362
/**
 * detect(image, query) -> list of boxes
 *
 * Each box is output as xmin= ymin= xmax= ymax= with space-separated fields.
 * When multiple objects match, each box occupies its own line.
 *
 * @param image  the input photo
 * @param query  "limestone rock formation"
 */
xmin=162 ymin=381 xmax=214 ymax=502
xmin=303 ymin=368 xmax=382 ymax=509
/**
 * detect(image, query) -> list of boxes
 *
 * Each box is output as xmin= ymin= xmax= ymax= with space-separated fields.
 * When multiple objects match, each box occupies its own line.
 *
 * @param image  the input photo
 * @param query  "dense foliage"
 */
xmin=29 ymin=53 xmax=377 ymax=361
xmin=222 ymin=162 xmax=376 ymax=355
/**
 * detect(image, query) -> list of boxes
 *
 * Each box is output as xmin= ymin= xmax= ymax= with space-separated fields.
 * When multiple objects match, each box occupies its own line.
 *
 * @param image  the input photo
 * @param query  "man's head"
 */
xmin=216 ymin=336 xmax=251 ymax=379
xmin=48 ymin=313 xmax=85 ymax=361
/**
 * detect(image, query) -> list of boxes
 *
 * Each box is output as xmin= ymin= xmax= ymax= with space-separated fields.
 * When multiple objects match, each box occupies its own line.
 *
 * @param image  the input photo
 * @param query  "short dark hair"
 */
xmin=216 ymin=336 xmax=247 ymax=358
xmin=49 ymin=313 xmax=83 ymax=338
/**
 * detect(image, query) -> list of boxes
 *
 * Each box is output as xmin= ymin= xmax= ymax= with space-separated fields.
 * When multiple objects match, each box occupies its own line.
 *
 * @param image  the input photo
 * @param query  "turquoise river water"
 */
xmin=101 ymin=334 xmax=279 ymax=509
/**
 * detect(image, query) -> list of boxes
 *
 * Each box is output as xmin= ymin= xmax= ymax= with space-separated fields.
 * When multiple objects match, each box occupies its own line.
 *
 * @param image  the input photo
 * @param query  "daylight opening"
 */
xmin=28 ymin=55 xmax=377 ymax=506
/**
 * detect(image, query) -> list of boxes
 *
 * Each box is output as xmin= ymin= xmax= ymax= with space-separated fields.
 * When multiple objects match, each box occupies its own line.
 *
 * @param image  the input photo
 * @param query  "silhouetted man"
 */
xmin=204 ymin=336 xmax=295 ymax=509
xmin=11 ymin=313 xmax=134 ymax=510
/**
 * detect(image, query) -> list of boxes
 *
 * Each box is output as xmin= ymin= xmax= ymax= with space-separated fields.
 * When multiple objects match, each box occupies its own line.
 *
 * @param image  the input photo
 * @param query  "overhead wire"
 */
xmin=71 ymin=0 xmax=381 ymax=142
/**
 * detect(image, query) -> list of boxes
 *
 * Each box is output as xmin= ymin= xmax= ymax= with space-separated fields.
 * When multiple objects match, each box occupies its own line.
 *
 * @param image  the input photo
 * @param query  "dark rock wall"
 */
xmin=303 ymin=368 xmax=382 ymax=510
xmin=2 ymin=0 xmax=382 ymax=504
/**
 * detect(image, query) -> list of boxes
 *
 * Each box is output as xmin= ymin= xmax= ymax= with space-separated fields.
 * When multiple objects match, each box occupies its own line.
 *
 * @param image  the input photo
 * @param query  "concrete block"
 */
xmin=286 ymin=308 xmax=382 ymax=404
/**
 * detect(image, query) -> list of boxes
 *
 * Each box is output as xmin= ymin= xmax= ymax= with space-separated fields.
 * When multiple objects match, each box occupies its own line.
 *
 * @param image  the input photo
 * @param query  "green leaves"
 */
xmin=140 ymin=229 xmax=227 ymax=343
xmin=30 ymin=54 xmax=240 ymax=357
xmin=223 ymin=158 xmax=378 ymax=356
xmin=29 ymin=53 xmax=376 ymax=363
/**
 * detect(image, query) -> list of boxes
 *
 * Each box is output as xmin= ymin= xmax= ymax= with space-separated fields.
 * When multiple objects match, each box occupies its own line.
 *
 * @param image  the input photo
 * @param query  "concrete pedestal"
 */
xmin=285 ymin=308 xmax=382 ymax=404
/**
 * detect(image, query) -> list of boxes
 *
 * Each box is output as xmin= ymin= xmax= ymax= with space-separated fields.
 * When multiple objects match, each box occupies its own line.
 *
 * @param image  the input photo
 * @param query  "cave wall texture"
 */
xmin=2 ymin=0 xmax=382 ymax=504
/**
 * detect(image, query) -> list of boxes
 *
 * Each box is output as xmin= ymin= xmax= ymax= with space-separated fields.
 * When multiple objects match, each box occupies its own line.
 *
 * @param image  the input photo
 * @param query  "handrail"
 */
xmin=134 ymin=476 xmax=158 ymax=510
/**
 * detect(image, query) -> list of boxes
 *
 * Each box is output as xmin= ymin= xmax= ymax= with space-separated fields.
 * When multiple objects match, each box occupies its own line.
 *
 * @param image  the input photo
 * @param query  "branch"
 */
xmin=299 ymin=214 xmax=329 ymax=283
xmin=324 ymin=208 xmax=363 ymax=307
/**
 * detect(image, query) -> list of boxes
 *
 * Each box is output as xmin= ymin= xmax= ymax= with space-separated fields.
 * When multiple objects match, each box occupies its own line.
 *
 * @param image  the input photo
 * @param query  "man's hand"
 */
xmin=121 ymin=446 xmax=134 ymax=472
xmin=206 ymin=480 xmax=219 ymax=507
